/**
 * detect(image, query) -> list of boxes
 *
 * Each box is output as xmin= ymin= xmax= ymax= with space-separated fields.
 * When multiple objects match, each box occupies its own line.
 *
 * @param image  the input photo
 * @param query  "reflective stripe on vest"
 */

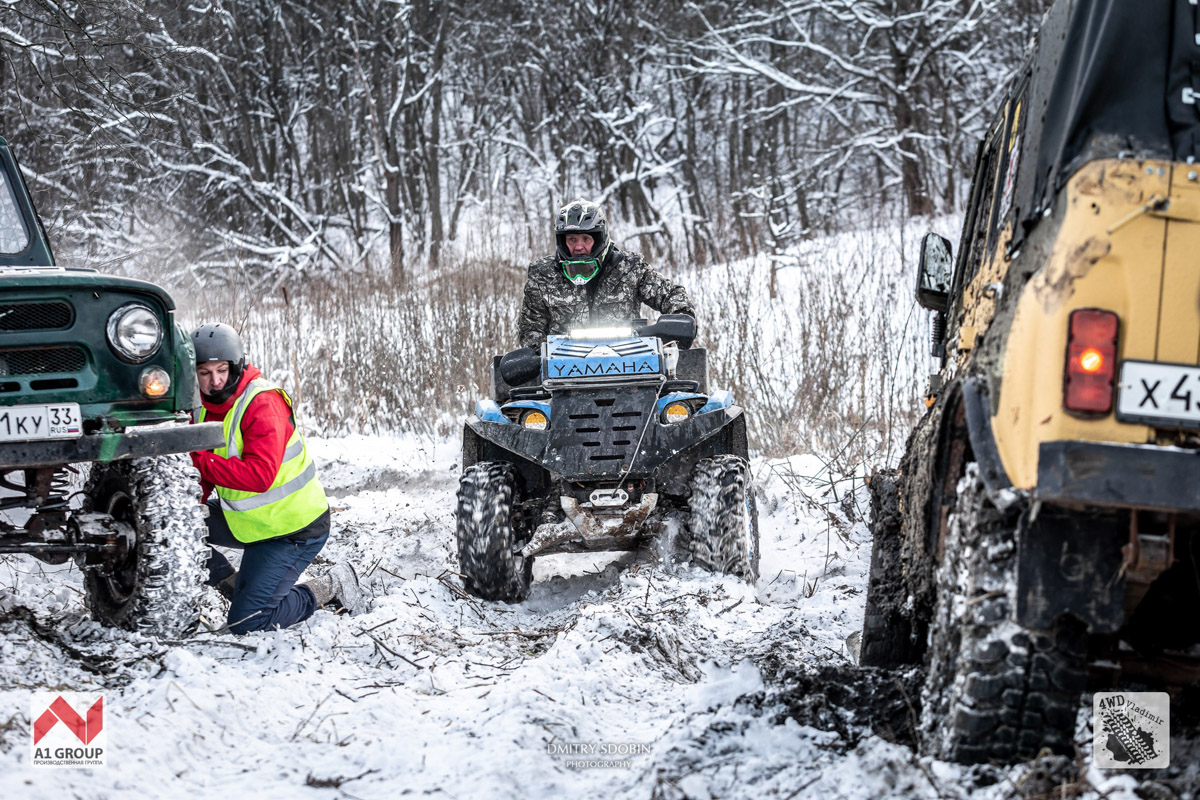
xmin=222 ymin=460 xmax=316 ymax=511
xmin=197 ymin=378 xmax=327 ymax=543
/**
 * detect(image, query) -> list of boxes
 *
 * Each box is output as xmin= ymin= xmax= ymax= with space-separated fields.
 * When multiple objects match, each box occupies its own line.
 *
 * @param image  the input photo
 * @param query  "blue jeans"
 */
xmin=204 ymin=500 xmax=329 ymax=634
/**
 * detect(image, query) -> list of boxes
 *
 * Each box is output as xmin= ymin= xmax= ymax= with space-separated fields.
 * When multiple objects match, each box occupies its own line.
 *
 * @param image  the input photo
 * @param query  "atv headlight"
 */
xmin=662 ymin=402 xmax=691 ymax=424
xmin=522 ymin=410 xmax=548 ymax=430
xmin=107 ymin=304 xmax=162 ymax=363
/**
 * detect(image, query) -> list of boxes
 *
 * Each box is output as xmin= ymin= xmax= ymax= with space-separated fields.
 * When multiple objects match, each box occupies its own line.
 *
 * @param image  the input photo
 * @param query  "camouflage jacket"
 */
xmin=517 ymin=247 xmax=695 ymax=349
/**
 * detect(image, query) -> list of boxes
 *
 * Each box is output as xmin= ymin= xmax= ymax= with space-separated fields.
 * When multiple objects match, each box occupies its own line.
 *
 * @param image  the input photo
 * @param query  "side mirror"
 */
xmin=499 ymin=347 xmax=540 ymax=385
xmin=916 ymin=233 xmax=953 ymax=312
xmin=637 ymin=314 xmax=697 ymax=349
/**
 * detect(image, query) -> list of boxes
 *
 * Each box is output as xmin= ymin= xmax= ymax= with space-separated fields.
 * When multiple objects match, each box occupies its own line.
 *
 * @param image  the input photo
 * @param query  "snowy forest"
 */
xmin=3 ymin=0 xmax=1048 ymax=460
xmin=6 ymin=3 xmax=1200 ymax=799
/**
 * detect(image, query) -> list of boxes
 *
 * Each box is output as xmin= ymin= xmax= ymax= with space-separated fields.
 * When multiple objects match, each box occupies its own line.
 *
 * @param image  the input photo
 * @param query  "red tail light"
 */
xmin=1064 ymin=309 xmax=1118 ymax=413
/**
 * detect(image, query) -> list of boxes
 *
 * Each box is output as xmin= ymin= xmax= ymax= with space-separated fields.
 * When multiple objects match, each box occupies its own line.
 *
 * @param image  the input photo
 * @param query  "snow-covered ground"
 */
xmin=0 ymin=436 xmax=1195 ymax=798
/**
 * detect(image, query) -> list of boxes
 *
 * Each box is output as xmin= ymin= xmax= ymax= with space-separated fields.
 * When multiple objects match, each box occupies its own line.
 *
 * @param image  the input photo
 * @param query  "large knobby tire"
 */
xmin=684 ymin=455 xmax=760 ymax=582
xmin=921 ymin=464 xmax=1087 ymax=764
xmin=83 ymin=454 xmax=208 ymax=639
xmin=860 ymin=468 xmax=910 ymax=667
xmin=455 ymin=462 xmax=533 ymax=602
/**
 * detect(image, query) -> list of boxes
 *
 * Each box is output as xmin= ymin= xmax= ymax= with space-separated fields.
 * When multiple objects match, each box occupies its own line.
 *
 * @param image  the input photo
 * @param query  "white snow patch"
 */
xmin=0 ymin=436 xmax=1193 ymax=798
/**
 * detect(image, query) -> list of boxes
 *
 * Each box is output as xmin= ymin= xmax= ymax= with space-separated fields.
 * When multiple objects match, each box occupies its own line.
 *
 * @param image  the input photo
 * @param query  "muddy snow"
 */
xmin=0 ymin=436 xmax=1196 ymax=798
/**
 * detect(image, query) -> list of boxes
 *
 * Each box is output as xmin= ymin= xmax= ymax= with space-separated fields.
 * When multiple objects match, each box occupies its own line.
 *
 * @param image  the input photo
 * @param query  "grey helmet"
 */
xmin=191 ymin=322 xmax=246 ymax=403
xmin=554 ymin=199 xmax=611 ymax=284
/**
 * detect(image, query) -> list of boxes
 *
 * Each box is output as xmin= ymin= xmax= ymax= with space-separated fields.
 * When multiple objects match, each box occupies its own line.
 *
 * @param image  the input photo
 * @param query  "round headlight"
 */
xmin=662 ymin=402 xmax=691 ymax=424
xmin=107 ymin=304 xmax=163 ymax=363
xmin=139 ymin=366 xmax=171 ymax=397
xmin=522 ymin=410 xmax=548 ymax=431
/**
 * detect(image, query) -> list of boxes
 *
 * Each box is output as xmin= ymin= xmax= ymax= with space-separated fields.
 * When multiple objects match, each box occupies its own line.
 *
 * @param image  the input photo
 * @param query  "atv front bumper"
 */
xmin=465 ymin=406 xmax=744 ymax=482
xmin=0 ymin=421 xmax=225 ymax=469
xmin=1037 ymin=440 xmax=1200 ymax=513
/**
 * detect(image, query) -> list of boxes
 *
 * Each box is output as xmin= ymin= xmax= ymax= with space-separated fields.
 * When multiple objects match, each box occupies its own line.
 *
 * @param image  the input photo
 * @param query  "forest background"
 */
xmin=1 ymin=0 xmax=1051 ymax=471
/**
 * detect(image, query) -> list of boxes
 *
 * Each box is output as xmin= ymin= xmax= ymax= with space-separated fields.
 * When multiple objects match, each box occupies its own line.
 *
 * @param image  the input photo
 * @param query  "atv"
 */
xmin=0 ymin=135 xmax=223 ymax=638
xmin=456 ymin=314 xmax=757 ymax=601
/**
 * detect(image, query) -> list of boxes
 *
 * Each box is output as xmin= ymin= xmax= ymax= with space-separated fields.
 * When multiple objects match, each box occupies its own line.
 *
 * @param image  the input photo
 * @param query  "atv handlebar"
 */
xmin=636 ymin=314 xmax=696 ymax=349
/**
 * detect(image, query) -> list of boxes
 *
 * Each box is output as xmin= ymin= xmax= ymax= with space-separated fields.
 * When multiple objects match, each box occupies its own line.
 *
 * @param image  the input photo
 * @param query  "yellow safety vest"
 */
xmin=197 ymin=378 xmax=327 ymax=543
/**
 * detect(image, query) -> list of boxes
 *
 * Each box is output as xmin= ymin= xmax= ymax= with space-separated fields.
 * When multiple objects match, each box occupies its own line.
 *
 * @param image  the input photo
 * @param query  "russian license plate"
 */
xmin=0 ymin=403 xmax=82 ymax=442
xmin=1117 ymin=360 xmax=1200 ymax=428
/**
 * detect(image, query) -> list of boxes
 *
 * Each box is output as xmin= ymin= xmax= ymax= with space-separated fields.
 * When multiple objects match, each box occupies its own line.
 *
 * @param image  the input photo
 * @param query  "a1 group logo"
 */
xmin=30 ymin=692 xmax=106 ymax=768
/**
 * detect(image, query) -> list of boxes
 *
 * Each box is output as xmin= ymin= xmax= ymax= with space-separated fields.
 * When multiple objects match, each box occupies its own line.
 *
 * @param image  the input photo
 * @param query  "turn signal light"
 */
xmin=663 ymin=402 xmax=691 ymax=424
xmin=1064 ymin=309 xmax=1118 ymax=413
xmin=139 ymin=366 xmax=171 ymax=398
xmin=521 ymin=410 xmax=548 ymax=430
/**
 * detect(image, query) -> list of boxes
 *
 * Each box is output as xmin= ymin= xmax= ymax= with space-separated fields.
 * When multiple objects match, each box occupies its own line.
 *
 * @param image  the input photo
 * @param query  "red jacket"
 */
xmin=192 ymin=365 xmax=295 ymax=502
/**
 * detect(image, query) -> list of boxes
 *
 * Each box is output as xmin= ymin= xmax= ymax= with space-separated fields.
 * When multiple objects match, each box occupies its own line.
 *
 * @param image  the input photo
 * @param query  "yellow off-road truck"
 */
xmin=861 ymin=0 xmax=1200 ymax=763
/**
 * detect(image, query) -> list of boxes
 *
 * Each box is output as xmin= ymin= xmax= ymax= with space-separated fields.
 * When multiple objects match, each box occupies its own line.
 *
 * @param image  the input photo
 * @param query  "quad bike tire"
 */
xmin=683 ymin=454 xmax=760 ymax=581
xmin=83 ymin=453 xmax=209 ymax=639
xmin=921 ymin=464 xmax=1087 ymax=764
xmin=455 ymin=461 xmax=533 ymax=602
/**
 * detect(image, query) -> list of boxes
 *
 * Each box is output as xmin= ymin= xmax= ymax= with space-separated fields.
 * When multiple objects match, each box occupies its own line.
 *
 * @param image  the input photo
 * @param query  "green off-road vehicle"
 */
xmin=861 ymin=0 xmax=1200 ymax=764
xmin=0 ymin=136 xmax=222 ymax=638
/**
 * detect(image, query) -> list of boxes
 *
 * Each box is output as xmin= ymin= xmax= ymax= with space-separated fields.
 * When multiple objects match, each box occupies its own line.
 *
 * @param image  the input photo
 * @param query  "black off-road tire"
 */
xmin=921 ymin=464 xmax=1087 ymax=764
xmin=455 ymin=462 xmax=533 ymax=602
xmin=683 ymin=455 xmax=760 ymax=582
xmin=860 ymin=468 xmax=911 ymax=667
xmin=83 ymin=454 xmax=208 ymax=639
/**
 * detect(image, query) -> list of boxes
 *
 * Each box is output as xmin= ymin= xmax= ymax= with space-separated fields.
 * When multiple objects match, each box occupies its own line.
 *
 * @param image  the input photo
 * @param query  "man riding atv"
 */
xmin=454 ymin=200 xmax=757 ymax=602
xmin=517 ymin=198 xmax=695 ymax=349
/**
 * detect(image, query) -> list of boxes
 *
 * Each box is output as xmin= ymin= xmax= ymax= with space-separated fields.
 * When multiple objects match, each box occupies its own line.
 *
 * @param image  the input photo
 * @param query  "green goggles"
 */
xmin=561 ymin=258 xmax=600 ymax=285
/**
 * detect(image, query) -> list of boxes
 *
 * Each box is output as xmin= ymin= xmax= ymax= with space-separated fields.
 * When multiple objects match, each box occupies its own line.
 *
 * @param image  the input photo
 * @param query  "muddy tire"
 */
xmin=860 ymin=468 xmax=911 ymax=667
xmin=921 ymin=464 xmax=1087 ymax=764
xmin=683 ymin=455 xmax=759 ymax=582
xmin=455 ymin=461 xmax=533 ymax=602
xmin=82 ymin=454 xmax=208 ymax=639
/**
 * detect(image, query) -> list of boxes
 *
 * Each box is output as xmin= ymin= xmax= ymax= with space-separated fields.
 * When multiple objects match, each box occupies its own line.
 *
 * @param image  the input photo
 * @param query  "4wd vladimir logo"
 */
xmin=31 ymin=692 xmax=106 ymax=768
xmin=1093 ymin=692 xmax=1169 ymax=769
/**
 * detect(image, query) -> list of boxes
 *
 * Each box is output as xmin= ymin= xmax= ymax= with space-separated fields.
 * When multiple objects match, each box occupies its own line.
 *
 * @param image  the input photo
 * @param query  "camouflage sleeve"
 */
xmin=635 ymin=256 xmax=696 ymax=317
xmin=518 ymin=265 xmax=550 ymax=350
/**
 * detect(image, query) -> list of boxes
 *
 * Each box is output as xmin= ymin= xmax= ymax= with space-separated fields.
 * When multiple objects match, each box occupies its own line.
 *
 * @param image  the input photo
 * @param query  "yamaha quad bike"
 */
xmin=456 ymin=314 xmax=757 ymax=602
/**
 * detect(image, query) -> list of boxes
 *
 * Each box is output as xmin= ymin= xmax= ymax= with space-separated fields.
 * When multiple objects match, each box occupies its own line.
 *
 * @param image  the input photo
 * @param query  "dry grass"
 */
xmin=170 ymin=224 xmax=926 ymax=471
xmin=175 ymin=262 xmax=525 ymax=438
xmin=696 ymin=224 xmax=926 ymax=470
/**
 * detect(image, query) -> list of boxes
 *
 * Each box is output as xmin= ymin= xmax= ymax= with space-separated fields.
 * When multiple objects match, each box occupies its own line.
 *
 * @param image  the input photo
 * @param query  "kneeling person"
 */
xmin=191 ymin=323 xmax=362 ymax=633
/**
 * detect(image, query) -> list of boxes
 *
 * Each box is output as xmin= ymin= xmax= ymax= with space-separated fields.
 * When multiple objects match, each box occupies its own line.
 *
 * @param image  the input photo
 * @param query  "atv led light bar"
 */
xmin=568 ymin=326 xmax=636 ymax=341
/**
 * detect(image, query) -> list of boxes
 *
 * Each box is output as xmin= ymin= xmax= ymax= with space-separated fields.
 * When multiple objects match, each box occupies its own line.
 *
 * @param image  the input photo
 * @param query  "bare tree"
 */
xmin=0 ymin=0 xmax=1049 ymax=280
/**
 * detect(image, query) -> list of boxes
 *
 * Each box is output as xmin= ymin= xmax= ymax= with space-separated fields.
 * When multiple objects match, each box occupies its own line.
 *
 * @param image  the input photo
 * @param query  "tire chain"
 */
xmin=683 ymin=454 xmax=759 ymax=582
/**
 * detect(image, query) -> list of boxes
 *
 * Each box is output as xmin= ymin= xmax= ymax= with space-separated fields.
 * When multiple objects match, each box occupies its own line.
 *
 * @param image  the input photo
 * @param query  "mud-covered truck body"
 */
xmin=0 ymin=135 xmax=222 ymax=637
xmin=860 ymin=0 xmax=1200 ymax=763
